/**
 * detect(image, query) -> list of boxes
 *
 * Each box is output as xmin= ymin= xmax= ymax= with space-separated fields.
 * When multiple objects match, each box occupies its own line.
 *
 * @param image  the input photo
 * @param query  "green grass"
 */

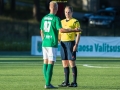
xmin=0 ymin=56 xmax=120 ymax=90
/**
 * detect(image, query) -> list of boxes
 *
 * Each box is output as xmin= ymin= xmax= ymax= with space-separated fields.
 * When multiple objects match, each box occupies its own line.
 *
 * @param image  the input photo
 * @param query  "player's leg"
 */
xmin=42 ymin=47 xmax=48 ymax=83
xmin=45 ymin=47 xmax=57 ymax=88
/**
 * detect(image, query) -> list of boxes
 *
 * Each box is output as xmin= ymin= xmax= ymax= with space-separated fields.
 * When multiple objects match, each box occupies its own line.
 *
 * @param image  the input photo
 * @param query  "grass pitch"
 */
xmin=0 ymin=56 xmax=120 ymax=90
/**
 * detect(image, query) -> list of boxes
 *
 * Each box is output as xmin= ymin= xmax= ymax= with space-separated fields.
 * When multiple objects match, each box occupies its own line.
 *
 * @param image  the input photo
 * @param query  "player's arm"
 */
xmin=40 ymin=18 xmax=44 ymax=40
xmin=40 ymin=30 xmax=44 ymax=40
xmin=58 ymin=31 xmax=61 ymax=43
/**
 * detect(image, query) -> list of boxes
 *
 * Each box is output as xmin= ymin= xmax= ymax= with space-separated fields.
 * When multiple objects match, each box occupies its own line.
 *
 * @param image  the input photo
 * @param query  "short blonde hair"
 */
xmin=49 ymin=1 xmax=58 ymax=9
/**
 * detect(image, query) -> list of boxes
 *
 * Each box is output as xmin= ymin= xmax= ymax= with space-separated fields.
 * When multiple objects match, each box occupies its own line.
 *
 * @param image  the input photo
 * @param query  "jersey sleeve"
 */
xmin=56 ymin=17 xmax=62 ymax=30
xmin=73 ymin=20 xmax=81 ymax=34
xmin=73 ymin=20 xmax=80 ymax=28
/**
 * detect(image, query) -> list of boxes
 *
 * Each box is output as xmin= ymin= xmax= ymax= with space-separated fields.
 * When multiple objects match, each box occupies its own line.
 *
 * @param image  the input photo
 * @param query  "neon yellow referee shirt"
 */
xmin=59 ymin=18 xmax=81 ymax=41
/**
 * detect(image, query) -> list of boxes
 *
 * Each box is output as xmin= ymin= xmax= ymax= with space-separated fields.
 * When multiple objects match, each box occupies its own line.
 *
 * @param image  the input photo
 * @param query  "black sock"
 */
xmin=64 ymin=67 xmax=69 ymax=84
xmin=72 ymin=66 xmax=77 ymax=83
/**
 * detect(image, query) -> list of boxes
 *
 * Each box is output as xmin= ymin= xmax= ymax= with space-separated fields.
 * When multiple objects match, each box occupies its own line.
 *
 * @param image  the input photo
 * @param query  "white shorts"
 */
xmin=42 ymin=47 xmax=57 ymax=62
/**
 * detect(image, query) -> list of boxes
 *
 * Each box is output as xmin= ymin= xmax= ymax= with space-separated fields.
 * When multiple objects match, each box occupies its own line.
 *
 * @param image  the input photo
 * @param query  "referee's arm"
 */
xmin=59 ymin=28 xmax=81 ymax=33
xmin=74 ymin=21 xmax=81 ymax=46
xmin=75 ymin=33 xmax=81 ymax=46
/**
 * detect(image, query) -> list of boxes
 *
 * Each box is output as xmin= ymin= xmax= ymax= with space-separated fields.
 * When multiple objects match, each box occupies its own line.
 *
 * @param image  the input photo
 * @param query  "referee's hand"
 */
xmin=74 ymin=28 xmax=82 ymax=32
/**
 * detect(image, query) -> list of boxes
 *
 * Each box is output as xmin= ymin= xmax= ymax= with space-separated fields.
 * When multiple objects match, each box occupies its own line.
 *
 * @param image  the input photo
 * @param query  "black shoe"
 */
xmin=58 ymin=81 xmax=70 ymax=87
xmin=69 ymin=82 xmax=77 ymax=87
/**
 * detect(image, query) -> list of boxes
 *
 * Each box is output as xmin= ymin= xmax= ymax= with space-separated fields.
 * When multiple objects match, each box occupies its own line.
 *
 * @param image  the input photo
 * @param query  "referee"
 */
xmin=58 ymin=6 xmax=81 ymax=87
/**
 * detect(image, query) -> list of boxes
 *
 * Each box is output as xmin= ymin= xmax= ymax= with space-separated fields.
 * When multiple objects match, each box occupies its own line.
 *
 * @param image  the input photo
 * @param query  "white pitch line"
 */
xmin=83 ymin=64 xmax=120 ymax=68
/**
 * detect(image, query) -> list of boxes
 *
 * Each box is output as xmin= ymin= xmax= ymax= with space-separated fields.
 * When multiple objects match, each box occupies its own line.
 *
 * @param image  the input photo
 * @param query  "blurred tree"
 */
xmin=0 ymin=0 xmax=4 ymax=15
xmin=33 ymin=0 xmax=40 ymax=22
xmin=10 ymin=0 xmax=16 ymax=11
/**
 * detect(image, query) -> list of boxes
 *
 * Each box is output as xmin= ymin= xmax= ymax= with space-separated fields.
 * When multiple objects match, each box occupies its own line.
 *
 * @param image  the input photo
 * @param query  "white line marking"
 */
xmin=83 ymin=64 xmax=120 ymax=68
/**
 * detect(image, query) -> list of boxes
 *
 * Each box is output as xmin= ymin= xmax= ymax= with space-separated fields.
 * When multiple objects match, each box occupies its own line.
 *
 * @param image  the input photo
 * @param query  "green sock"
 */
xmin=43 ymin=64 xmax=48 ymax=81
xmin=46 ymin=64 xmax=54 ymax=86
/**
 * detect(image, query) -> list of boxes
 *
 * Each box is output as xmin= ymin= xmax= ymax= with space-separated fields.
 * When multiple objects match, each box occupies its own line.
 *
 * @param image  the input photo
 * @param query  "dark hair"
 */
xmin=65 ymin=6 xmax=73 ymax=12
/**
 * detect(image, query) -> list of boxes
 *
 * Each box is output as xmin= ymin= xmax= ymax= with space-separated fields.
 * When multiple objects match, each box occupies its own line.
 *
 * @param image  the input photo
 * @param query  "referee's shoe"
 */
xmin=69 ymin=82 xmax=78 ymax=87
xmin=58 ymin=81 xmax=70 ymax=87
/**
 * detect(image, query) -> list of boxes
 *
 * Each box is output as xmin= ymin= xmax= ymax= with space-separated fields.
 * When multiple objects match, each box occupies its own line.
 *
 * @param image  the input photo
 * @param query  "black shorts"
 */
xmin=60 ymin=41 xmax=76 ymax=61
